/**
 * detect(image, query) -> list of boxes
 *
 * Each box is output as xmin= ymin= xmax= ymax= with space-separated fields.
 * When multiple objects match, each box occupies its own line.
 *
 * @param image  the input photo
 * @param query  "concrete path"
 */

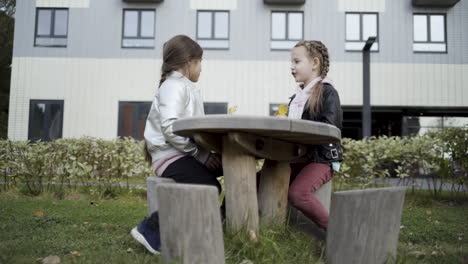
xmin=375 ymin=177 xmax=467 ymax=192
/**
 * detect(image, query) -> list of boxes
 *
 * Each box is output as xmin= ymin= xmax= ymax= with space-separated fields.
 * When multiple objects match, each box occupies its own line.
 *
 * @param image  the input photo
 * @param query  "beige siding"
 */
xmin=190 ymin=0 xmax=238 ymax=10
xmin=8 ymin=57 xmax=468 ymax=140
xmin=337 ymin=0 xmax=386 ymax=12
xmin=8 ymin=57 xmax=159 ymax=140
xmin=36 ymin=0 xmax=90 ymax=8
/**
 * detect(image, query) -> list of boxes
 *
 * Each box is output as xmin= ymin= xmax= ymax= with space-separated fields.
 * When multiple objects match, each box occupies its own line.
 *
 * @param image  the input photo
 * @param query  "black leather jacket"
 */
xmin=288 ymin=83 xmax=344 ymax=163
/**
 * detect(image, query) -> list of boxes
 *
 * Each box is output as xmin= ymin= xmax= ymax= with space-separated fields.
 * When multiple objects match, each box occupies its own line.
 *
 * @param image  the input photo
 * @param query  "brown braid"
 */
xmin=294 ymin=40 xmax=330 ymax=113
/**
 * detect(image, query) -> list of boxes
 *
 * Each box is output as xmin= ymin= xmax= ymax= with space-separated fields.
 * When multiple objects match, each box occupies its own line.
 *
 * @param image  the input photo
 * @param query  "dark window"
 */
xmin=122 ymin=9 xmax=155 ymax=48
xmin=118 ymin=102 xmax=151 ymax=139
xmin=28 ymin=100 xmax=64 ymax=141
xmin=413 ymin=13 xmax=446 ymax=53
xmin=204 ymin=102 xmax=227 ymax=114
xmin=345 ymin=12 xmax=378 ymax=51
xmin=196 ymin=10 xmax=229 ymax=49
xmin=34 ymin=8 xmax=68 ymax=47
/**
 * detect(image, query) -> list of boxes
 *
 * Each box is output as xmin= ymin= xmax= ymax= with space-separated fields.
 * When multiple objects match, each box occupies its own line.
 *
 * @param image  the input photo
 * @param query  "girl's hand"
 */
xmin=205 ymin=153 xmax=222 ymax=170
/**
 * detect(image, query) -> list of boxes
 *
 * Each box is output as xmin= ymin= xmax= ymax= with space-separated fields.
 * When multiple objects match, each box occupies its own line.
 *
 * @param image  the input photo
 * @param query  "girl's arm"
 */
xmin=158 ymin=82 xmax=210 ymax=163
xmin=319 ymin=86 xmax=343 ymax=129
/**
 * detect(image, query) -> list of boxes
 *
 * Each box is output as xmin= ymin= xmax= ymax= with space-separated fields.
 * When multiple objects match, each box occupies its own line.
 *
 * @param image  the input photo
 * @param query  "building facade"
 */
xmin=8 ymin=0 xmax=468 ymax=141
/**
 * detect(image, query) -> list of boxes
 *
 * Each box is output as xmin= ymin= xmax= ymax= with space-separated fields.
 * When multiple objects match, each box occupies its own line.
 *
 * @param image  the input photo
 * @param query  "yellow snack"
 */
xmin=228 ymin=105 xmax=238 ymax=115
xmin=274 ymin=104 xmax=288 ymax=116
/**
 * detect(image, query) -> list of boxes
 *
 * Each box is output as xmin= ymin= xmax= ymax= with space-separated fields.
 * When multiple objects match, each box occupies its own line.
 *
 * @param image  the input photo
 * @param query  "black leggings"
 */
xmin=147 ymin=156 xmax=224 ymax=230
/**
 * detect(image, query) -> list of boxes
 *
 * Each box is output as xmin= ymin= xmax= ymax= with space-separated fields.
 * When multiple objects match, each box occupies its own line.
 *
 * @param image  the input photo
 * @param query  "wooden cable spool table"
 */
xmin=173 ymin=115 xmax=341 ymax=234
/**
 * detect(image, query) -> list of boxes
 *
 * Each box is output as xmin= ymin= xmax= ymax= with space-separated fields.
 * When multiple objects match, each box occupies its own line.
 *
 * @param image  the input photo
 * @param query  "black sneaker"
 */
xmin=130 ymin=219 xmax=161 ymax=254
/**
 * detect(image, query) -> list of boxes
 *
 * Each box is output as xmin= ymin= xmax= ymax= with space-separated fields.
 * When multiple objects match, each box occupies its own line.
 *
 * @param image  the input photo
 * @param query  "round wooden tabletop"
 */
xmin=173 ymin=115 xmax=341 ymax=145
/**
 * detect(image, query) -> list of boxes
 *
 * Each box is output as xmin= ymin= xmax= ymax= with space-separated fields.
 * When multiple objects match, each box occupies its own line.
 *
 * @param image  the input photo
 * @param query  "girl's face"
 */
xmin=290 ymin=46 xmax=320 ymax=85
xmin=188 ymin=58 xmax=202 ymax=82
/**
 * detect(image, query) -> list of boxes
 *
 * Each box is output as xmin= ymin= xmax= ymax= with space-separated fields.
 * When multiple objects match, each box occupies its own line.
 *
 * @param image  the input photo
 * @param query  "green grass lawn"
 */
xmin=0 ymin=188 xmax=466 ymax=264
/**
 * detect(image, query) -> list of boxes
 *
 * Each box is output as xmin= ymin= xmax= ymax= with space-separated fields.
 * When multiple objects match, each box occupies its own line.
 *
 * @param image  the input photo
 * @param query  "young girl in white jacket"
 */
xmin=131 ymin=35 xmax=223 ymax=254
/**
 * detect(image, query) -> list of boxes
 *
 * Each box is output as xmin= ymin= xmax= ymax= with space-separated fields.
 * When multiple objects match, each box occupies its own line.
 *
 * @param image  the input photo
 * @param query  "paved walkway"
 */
xmin=375 ymin=178 xmax=467 ymax=192
xmin=1 ymin=178 xmax=466 ymax=192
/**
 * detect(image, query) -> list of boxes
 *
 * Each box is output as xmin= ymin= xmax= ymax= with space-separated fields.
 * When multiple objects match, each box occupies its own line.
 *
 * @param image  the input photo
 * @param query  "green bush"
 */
xmin=1 ymin=127 xmax=466 ymax=197
xmin=335 ymin=127 xmax=467 ymax=196
xmin=0 ymin=137 xmax=153 ymax=195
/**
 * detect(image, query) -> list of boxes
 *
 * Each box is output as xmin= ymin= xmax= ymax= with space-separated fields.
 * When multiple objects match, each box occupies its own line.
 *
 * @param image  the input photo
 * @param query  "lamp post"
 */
xmin=362 ymin=36 xmax=376 ymax=139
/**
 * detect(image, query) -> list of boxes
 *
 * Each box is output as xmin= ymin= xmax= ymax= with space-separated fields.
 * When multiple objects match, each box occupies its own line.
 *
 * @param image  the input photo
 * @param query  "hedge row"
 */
xmin=0 ymin=137 xmax=152 ymax=195
xmin=1 ymin=127 xmax=466 ymax=195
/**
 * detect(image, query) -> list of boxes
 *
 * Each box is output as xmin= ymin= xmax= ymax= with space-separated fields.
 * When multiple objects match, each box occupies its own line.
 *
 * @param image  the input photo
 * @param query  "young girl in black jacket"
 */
xmin=288 ymin=40 xmax=343 ymax=230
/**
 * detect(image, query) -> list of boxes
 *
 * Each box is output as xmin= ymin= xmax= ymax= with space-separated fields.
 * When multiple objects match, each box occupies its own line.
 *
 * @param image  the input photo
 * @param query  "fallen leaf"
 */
xmin=70 ymin=251 xmax=80 ymax=257
xmin=248 ymin=229 xmax=257 ymax=242
xmin=42 ymin=255 xmax=60 ymax=264
xmin=34 ymin=210 xmax=44 ymax=217
xmin=426 ymin=210 xmax=432 ymax=215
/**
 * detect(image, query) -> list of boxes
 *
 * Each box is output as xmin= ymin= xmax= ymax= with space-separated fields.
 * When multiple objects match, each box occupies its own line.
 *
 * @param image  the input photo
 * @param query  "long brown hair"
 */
xmin=158 ymin=35 xmax=203 ymax=87
xmin=144 ymin=35 xmax=204 ymax=166
xmin=294 ymin=40 xmax=330 ymax=114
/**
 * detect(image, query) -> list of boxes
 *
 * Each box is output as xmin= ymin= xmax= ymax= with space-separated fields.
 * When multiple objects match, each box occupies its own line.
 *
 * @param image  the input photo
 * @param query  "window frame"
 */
xmin=121 ymin=9 xmax=156 ymax=49
xmin=117 ymin=101 xmax=152 ymax=140
xmin=270 ymin=11 xmax=304 ymax=51
xmin=34 ymin=8 xmax=69 ymax=48
xmin=196 ymin=10 xmax=230 ymax=50
xmin=412 ymin=13 xmax=447 ymax=54
xmin=28 ymin=99 xmax=64 ymax=141
xmin=344 ymin=12 xmax=379 ymax=52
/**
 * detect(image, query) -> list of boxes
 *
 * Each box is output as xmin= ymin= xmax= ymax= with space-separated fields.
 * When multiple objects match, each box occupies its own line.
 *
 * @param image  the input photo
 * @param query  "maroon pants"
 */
xmin=288 ymin=162 xmax=333 ymax=229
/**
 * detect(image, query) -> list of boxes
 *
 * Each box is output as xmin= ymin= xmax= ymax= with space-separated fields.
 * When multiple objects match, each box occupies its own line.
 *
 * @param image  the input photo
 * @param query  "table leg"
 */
xmin=222 ymin=134 xmax=259 ymax=234
xmin=258 ymin=159 xmax=291 ymax=224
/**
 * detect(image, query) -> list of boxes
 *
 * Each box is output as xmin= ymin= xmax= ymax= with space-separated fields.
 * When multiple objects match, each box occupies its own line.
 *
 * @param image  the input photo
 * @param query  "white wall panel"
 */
xmin=8 ymin=57 xmax=468 ymax=140
xmin=36 ymin=0 xmax=90 ymax=8
xmin=190 ymin=0 xmax=237 ymax=10
xmin=338 ymin=0 xmax=386 ymax=12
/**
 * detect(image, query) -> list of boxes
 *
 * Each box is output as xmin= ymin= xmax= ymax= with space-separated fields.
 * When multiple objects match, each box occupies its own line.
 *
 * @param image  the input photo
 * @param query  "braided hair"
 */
xmin=294 ymin=40 xmax=330 ymax=114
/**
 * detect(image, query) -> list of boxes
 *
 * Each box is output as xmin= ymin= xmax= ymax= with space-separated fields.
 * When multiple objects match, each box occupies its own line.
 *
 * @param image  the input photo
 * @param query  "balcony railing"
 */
xmin=264 ymin=0 xmax=305 ymax=5
xmin=412 ymin=0 xmax=460 ymax=7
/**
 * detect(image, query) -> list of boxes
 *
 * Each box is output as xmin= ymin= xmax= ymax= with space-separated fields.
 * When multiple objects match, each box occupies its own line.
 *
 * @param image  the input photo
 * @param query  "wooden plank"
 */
xmin=326 ymin=187 xmax=406 ymax=264
xmin=258 ymin=160 xmax=291 ymax=224
xmin=172 ymin=115 xmax=341 ymax=146
xmin=147 ymin=177 xmax=176 ymax=215
xmin=229 ymin=132 xmax=306 ymax=161
xmin=222 ymin=134 xmax=259 ymax=234
xmin=157 ymin=183 xmax=225 ymax=264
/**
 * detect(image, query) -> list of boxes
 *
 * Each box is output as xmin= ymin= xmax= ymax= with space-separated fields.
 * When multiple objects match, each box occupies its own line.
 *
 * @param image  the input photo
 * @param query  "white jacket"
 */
xmin=144 ymin=71 xmax=210 ymax=164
